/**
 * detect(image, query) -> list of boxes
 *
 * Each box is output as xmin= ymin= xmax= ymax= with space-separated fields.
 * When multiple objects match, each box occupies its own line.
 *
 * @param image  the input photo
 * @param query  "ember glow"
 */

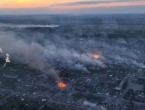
xmin=93 ymin=54 xmax=99 ymax=59
xmin=57 ymin=82 xmax=67 ymax=89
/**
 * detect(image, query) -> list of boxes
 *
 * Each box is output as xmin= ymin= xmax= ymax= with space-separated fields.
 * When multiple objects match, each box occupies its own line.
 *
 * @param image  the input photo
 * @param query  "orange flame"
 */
xmin=93 ymin=54 xmax=99 ymax=59
xmin=58 ymin=81 xmax=67 ymax=89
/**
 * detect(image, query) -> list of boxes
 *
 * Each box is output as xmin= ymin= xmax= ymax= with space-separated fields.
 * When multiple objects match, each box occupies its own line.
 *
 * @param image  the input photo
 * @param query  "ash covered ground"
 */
xmin=0 ymin=14 xmax=145 ymax=110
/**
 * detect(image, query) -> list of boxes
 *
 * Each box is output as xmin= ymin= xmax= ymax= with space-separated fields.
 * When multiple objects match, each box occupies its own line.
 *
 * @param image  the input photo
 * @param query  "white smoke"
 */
xmin=0 ymin=48 xmax=3 ymax=53
xmin=74 ymin=63 xmax=89 ymax=73
xmin=0 ymin=27 xmax=145 ymax=80
xmin=2 ymin=53 xmax=11 ymax=68
xmin=0 ymin=48 xmax=11 ymax=68
xmin=0 ymin=23 xmax=59 ymax=28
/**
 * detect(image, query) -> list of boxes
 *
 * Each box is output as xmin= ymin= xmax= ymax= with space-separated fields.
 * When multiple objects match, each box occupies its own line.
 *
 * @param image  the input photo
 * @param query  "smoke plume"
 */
xmin=0 ymin=21 xmax=145 ymax=80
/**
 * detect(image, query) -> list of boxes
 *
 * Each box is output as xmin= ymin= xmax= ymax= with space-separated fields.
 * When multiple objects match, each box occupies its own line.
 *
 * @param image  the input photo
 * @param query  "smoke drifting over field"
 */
xmin=0 ymin=16 xmax=145 ymax=80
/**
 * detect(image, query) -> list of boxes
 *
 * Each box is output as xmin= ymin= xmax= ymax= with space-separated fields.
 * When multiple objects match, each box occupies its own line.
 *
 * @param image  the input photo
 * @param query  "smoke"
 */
xmin=2 ymin=53 xmax=11 ymax=68
xmin=0 ymin=47 xmax=11 ymax=68
xmin=0 ymin=19 xmax=145 ymax=81
xmin=0 ymin=23 xmax=59 ymax=28
xmin=0 ymin=48 xmax=3 ymax=53
xmin=0 ymin=32 xmax=61 ymax=81
xmin=0 ymin=31 xmax=102 ymax=80
xmin=74 ymin=63 xmax=89 ymax=72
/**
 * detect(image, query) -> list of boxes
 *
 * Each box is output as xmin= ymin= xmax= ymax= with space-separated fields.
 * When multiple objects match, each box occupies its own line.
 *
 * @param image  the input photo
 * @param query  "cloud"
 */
xmin=0 ymin=0 xmax=145 ymax=14
xmin=51 ymin=1 xmax=114 ymax=6
xmin=51 ymin=0 xmax=142 ymax=6
xmin=50 ymin=5 xmax=145 ymax=14
xmin=0 ymin=7 xmax=50 ymax=15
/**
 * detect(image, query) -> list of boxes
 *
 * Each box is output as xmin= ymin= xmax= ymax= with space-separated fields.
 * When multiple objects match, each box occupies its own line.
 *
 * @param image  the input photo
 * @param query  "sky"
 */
xmin=0 ymin=0 xmax=145 ymax=14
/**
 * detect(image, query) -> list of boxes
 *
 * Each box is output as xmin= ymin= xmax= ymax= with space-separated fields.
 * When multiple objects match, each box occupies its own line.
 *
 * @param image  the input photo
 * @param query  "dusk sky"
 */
xmin=0 ymin=0 xmax=145 ymax=14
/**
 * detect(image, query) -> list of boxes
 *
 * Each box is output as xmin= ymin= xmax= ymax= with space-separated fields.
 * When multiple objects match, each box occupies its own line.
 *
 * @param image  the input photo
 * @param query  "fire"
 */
xmin=93 ymin=54 xmax=99 ymax=59
xmin=58 ymin=82 xmax=67 ymax=89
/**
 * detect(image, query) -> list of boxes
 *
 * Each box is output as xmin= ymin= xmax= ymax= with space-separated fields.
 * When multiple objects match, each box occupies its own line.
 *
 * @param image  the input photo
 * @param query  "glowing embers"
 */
xmin=57 ymin=81 xmax=67 ymax=89
xmin=93 ymin=54 xmax=100 ymax=59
